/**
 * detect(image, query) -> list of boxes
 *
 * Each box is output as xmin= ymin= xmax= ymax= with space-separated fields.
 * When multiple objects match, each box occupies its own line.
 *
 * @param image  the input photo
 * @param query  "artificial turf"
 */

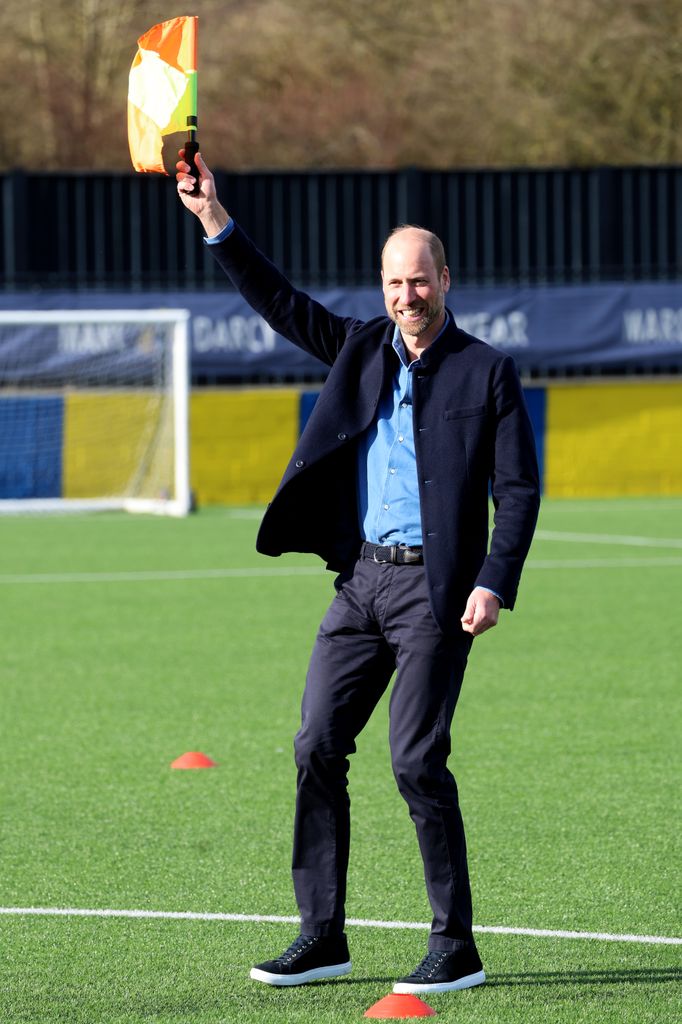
xmin=1 ymin=499 xmax=680 ymax=1022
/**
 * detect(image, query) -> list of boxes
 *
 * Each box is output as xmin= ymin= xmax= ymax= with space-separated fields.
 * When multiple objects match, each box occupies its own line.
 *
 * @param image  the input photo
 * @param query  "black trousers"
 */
xmin=292 ymin=553 xmax=475 ymax=952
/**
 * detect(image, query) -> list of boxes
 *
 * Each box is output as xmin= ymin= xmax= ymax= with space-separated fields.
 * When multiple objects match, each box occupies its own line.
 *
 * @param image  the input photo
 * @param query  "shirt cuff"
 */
xmin=203 ymin=217 xmax=235 ymax=245
xmin=475 ymin=586 xmax=504 ymax=606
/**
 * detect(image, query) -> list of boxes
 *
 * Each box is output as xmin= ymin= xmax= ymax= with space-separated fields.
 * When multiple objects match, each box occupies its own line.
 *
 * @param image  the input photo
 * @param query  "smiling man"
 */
xmin=177 ymin=151 xmax=540 ymax=995
xmin=382 ymin=226 xmax=449 ymax=350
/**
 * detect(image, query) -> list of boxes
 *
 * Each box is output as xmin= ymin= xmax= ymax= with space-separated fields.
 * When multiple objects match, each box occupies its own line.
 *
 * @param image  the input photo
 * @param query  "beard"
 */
xmin=386 ymin=291 xmax=444 ymax=337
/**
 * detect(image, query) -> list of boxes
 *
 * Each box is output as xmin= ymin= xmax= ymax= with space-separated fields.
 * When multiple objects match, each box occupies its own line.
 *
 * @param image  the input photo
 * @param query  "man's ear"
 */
xmin=442 ymin=265 xmax=451 ymax=293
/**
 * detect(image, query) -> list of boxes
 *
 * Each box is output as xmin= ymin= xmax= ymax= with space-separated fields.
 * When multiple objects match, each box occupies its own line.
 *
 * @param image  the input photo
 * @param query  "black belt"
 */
xmin=361 ymin=541 xmax=424 ymax=565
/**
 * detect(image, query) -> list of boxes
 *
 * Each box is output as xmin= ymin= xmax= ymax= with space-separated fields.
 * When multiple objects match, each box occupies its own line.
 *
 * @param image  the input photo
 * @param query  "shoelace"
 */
xmin=276 ymin=935 xmax=319 ymax=965
xmin=408 ymin=950 xmax=450 ymax=979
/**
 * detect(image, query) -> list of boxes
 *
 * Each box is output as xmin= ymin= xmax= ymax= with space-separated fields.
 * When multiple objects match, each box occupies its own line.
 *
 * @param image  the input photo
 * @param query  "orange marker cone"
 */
xmin=364 ymin=993 xmax=436 ymax=1018
xmin=170 ymin=751 xmax=217 ymax=769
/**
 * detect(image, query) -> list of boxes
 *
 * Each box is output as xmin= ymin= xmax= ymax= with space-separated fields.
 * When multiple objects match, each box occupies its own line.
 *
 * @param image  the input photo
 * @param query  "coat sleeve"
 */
xmin=474 ymin=355 xmax=540 ymax=609
xmin=205 ymin=221 xmax=364 ymax=367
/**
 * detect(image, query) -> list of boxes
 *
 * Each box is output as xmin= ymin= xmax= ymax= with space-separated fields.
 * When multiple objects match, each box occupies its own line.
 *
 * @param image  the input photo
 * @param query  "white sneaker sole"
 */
xmin=393 ymin=969 xmax=486 ymax=994
xmin=250 ymin=961 xmax=352 ymax=986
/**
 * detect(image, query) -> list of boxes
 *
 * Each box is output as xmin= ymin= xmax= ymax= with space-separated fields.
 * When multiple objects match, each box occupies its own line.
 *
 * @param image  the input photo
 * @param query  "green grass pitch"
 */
xmin=1 ymin=498 xmax=680 ymax=1023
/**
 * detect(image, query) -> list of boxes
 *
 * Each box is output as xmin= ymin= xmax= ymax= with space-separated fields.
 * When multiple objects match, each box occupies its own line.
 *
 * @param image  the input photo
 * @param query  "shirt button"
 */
xmin=383 ymin=504 xmax=390 ymax=510
xmin=295 ymin=459 xmax=305 ymax=468
xmin=400 ymin=403 xmax=408 ymax=409
xmin=398 ymin=435 xmax=404 ymax=442
xmin=337 ymin=432 xmax=348 ymax=441
xmin=389 ymin=468 xmax=396 ymax=474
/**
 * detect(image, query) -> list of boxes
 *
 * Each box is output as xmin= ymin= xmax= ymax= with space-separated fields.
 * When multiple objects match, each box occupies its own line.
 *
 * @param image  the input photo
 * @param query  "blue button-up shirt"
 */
xmin=357 ymin=318 xmax=450 ymax=545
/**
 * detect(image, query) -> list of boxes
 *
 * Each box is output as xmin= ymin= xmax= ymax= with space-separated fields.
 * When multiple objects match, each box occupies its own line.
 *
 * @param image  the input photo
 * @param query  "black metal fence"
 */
xmin=2 ymin=165 xmax=682 ymax=290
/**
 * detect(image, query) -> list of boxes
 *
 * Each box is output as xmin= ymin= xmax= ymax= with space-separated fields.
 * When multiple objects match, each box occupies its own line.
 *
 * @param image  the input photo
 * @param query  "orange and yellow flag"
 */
xmin=128 ymin=16 xmax=198 ymax=174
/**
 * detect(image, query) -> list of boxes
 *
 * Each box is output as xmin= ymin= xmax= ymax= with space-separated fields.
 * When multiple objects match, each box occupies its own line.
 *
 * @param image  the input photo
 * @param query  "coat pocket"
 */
xmin=443 ymin=404 xmax=487 ymax=420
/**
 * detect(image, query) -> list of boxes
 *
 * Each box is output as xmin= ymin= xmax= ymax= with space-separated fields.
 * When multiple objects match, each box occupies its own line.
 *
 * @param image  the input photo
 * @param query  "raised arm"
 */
xmin=175 ymin=149 xmax=366 ymax=366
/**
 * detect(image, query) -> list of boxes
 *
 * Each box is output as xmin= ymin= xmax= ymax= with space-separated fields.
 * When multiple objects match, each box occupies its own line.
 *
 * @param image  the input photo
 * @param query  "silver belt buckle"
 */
xmin=373 ymin=545 xmax=392 ymax=564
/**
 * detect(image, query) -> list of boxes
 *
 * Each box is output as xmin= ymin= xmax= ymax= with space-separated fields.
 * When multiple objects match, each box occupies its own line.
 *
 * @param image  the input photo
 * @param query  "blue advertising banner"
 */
xmin=1 ymin=280 xmax=681 ymax=381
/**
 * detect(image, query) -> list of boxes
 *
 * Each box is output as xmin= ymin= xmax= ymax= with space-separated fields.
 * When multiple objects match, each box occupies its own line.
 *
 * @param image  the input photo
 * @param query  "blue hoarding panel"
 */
xmin=522 ymin=387 xmax=546 ymax=494
xmin=0 ymin=396 xmax=64 ymax=498
xmin=299 ymin=391 xmax=319 ymax=435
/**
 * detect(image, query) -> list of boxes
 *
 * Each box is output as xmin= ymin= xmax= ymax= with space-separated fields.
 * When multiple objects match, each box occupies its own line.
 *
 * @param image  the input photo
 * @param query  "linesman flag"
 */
xmin=128 ymin=16 xmax=198 ymax=175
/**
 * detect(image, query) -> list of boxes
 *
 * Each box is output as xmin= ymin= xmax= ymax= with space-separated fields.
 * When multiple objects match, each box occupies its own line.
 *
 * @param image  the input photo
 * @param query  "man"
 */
xmin=177 ymin=151 xmax=540 ymax=995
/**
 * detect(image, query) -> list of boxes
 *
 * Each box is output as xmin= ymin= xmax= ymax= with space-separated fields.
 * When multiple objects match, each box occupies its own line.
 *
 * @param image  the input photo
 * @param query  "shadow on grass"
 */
xmin=278 ymin=976 xmax=396 ymax=987
xmin=244 ymin=966 xmax=682 ymax=990
xmin=486 ymin=967 xmax=681 ymax=987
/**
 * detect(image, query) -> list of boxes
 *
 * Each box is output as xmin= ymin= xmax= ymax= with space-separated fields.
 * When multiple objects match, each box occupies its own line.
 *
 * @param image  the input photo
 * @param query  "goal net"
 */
xmin=0 ymin=310 xmax=191 ymax=516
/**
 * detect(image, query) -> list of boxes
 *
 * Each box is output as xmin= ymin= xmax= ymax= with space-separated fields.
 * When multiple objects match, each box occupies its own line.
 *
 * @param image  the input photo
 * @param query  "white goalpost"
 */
xmin=0 ymin=309 xmax=191 ymax=517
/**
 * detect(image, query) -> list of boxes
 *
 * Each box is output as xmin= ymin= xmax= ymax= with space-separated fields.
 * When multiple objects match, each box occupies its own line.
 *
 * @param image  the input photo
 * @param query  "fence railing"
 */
xmin=2 ymin=166 xmax=682 ymax=290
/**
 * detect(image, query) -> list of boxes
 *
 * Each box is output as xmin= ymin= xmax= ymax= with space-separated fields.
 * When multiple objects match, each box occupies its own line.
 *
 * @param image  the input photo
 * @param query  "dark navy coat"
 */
xmin=209 ymin=223 xmax=540 ymax=633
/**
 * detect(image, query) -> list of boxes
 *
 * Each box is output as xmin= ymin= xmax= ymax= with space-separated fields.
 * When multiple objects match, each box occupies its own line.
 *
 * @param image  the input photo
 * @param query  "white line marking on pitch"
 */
xmin=0 ymin=907 xmax=679 ymax=946
xmin=1 ymin=557 xmax=681 ymax=585
xmin=535 ymin=529 xmax=682 ymax=549
xmin=526 ymin=556 xmax=682 ymax=569
xmin=0 ymin=567 xmax=325 ymax=584
xmin=541 ymin=500 xmax=682 ymax=513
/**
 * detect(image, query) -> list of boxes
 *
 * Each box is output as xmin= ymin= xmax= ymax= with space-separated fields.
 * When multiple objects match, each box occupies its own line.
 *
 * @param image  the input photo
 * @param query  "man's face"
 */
xmin=381 ymin=229 xmax=450 ymax=338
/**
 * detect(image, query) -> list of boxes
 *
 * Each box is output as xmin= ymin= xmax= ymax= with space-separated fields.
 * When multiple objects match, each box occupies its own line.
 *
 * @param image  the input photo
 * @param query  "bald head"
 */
xmin=381 ymin=225 xmax=446 ymax=277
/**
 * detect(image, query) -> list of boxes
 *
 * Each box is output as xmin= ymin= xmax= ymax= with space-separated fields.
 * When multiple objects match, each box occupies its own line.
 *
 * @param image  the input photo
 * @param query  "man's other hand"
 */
xmin=460 ymin=588 xmax=500 ymax=636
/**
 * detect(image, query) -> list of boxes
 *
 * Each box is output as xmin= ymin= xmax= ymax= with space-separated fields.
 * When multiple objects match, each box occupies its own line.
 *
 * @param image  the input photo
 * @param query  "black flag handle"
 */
xmin=184 ymin=117 xmax=200 ymax=196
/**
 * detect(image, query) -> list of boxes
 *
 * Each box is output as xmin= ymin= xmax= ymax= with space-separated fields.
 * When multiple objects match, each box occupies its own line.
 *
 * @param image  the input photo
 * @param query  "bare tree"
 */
xmin=2 ymin=0 xmax=681 ymax=171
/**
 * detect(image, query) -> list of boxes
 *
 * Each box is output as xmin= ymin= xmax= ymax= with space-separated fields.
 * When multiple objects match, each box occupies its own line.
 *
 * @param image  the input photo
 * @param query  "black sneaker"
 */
xmin=393 ymin=947 xmax=485 ymax=994
xmin=250 ymin=933 xmax=352 ymax=986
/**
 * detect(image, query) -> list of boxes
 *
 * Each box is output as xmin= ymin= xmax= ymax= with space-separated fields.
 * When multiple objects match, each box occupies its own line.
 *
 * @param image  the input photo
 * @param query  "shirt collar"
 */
xmin=391 ymin=309 xmax=453 ymax=368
